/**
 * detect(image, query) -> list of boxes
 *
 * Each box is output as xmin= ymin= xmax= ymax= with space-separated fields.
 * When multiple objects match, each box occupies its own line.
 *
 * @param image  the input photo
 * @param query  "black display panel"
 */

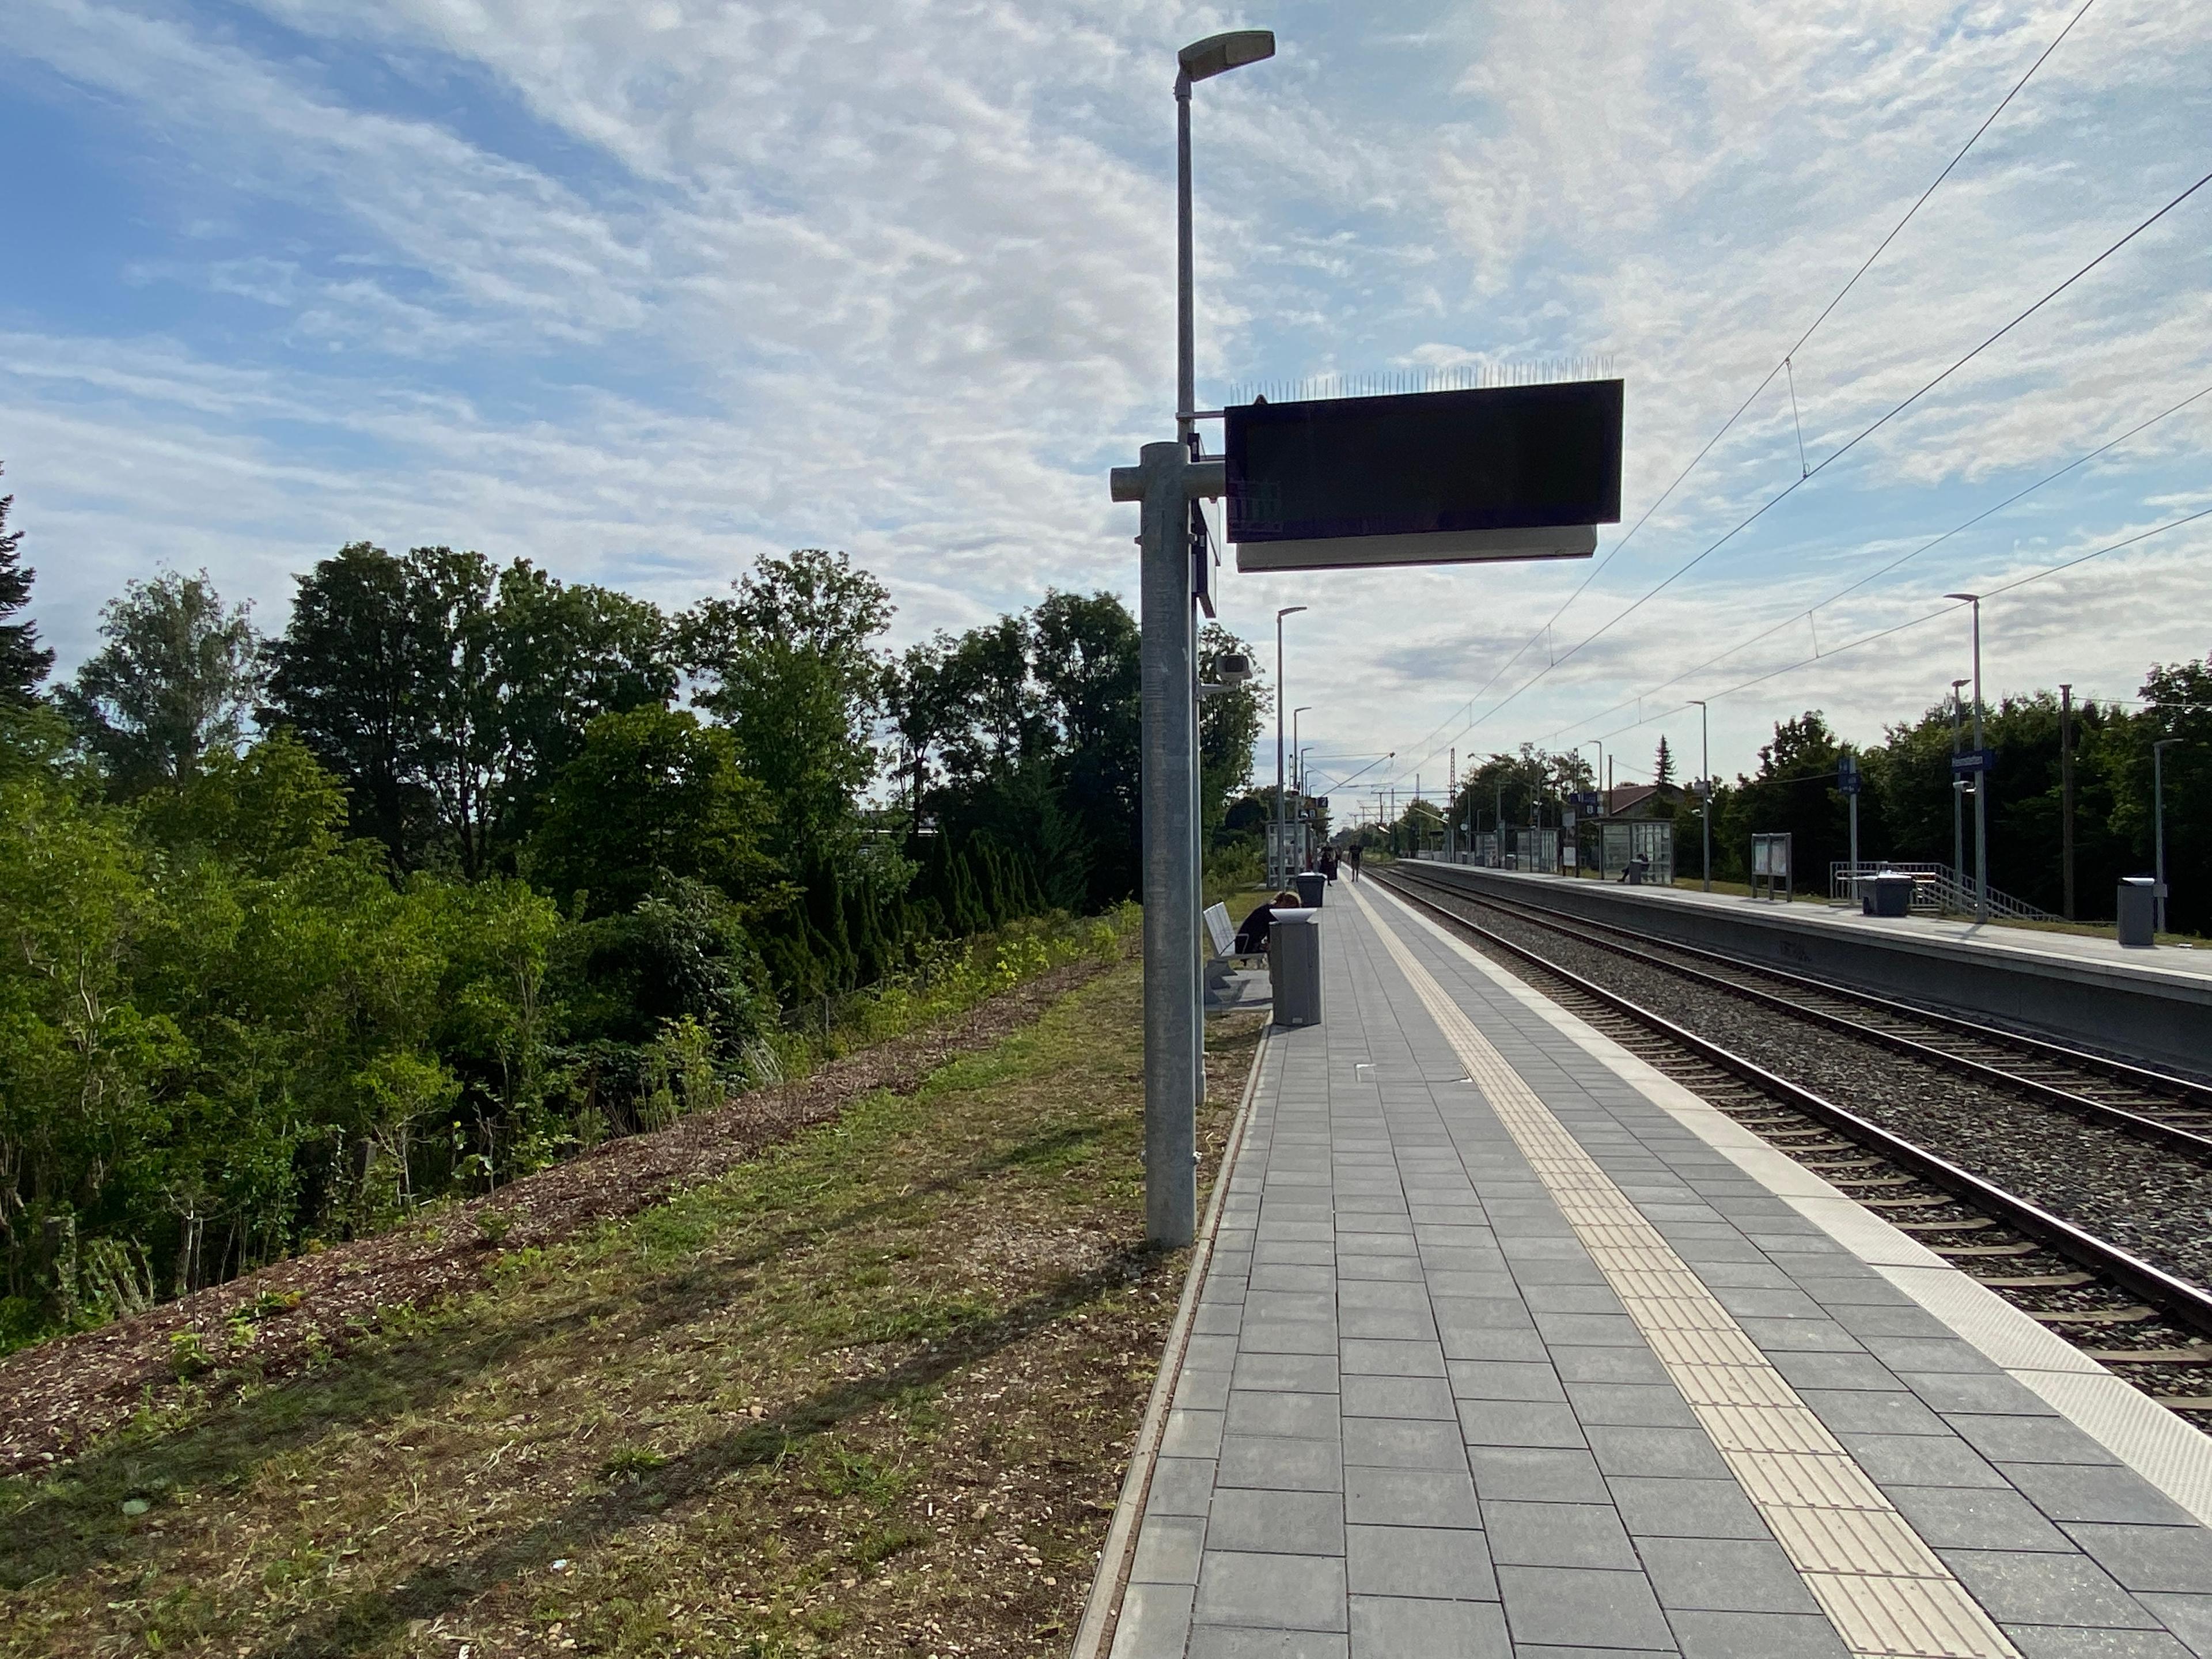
xmin=1225 ymin=380 xmax=1623 ymax=544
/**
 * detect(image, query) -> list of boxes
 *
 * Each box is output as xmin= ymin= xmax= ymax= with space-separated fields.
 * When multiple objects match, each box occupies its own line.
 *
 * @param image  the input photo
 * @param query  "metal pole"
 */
xmin=1116 ymin=444 xmax=1226 ymax=1247
xmin=1950 ymin=679 xmax=1967 ymax=912
xmin=1846 ymin=748 xmax=1859 ymax=902
xmin=2060 ymin=684 xmax=2076 ymax=921
xmin=1176 ymin=74 xmax=1194 ymax=451
xmin=1691 ymin=700 xmax=1710 ymax=892
xmin=1274 ymin=607 xmax=1302 ymax=886
xmin=1970 ymin=601 xmax=1987 ymax=922
xmin=1448 ymin=747 xmax=1456 ymax=857
xmin=2154 ymin=740 xmax=2181 ymax=935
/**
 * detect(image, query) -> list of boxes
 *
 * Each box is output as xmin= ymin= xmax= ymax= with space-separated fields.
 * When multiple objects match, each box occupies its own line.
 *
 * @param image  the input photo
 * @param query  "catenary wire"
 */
xmin=1536 ymin=380 xmax=2212 ymax=744
xmin=1384 ymin=0 xmax=2106 ymax=782
xmin=1387 ymin=164 xmax=2212 ymax=787
xmin=1580 ymin=503 xmax=2212 ymax=748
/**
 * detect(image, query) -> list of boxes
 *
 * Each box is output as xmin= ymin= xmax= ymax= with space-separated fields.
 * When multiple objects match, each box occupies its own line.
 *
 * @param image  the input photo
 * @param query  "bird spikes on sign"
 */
xmin=1228 ymin=356 xmax=1618 ymax=406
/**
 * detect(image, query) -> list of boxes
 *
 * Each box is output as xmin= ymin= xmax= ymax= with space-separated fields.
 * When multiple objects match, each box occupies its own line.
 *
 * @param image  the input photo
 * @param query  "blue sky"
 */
xmin=3 ymin=0 xmax=2207 ymax=807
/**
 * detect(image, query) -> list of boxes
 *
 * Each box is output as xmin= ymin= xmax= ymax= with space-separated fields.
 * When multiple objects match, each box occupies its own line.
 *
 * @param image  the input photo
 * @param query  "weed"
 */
xmin=597 ymin=1444 xmax=669 ymax=1480
xmin=851 ymin=1518 xmax=933 ymax=1569
xmin=165 ymin=1331 xmax=213 ymax=1381
xmin=473 ymin=1209 xmax=518 ymax=1247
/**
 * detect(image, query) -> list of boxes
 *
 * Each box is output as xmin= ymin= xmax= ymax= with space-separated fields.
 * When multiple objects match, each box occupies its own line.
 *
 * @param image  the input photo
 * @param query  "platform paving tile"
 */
xmin=1112 ymin=889 xmax=2212 ymax=1659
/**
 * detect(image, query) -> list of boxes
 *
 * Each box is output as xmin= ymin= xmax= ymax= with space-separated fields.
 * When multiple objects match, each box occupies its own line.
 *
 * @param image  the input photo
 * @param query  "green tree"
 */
xmin=0 ymin=465 xmax=54 ymax=704
xmin=57 ymin=571 xmax=262 ymax=794
xmin=531 ymin=707 xmax=774 ymax=918
xmin=267 ymin=545 xmax=677 ymax=875
xmin=1199 ymin=622 xmax=1267 ymax=835
xmin=1035 ymin=592 xmax=1143 ymax=907
xmin=1653 ymin=735 xmax=1675 ymax=788
xmin=263 ymin=543 xmax=426 ymax=862
xmin=1715 ymin=713 xmax=1849 ymax=882
xmin=680 ymin=549 xmax=891 ymax=858
xmin=488 ymin=560 xmax=675 ymax=843
xmin=2116 ymin=658 xmax=2212 ymax=933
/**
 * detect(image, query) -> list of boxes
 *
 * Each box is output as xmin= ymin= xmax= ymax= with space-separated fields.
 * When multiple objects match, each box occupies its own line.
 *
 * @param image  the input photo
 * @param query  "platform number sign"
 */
xmin=1837 ymin=754 xmax=1861 ymax=797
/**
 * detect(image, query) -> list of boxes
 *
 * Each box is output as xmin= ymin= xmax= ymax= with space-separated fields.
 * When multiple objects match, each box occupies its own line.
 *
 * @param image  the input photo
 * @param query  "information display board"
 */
xmin=1225 ymin=380 xmax=1623 ymax=572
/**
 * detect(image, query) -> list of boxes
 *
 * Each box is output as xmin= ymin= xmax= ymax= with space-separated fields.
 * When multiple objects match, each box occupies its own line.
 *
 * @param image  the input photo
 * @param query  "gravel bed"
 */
xmin=1389 ymin=876 xmax=2212 ymax=1294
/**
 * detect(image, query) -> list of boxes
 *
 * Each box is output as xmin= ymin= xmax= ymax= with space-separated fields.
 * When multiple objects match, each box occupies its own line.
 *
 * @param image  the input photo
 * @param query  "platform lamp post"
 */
xmin=2154 ymin=739 xmax=2186 ymax=935
xmin=1292 ymin=706 xmax=1312 ymax=800
xmin=1104 ymin=29 xmax=1275 ymax=1258
xmin=1689 ymin=700 xmax=1711 ymax=892
xmin=1945 ymin=594 xmax=1988 ymax=922
xmin=1950 ymin=677 xmax=1970 ymax=912
xmin=1274 ymin=605 xmax=1306 ymax=886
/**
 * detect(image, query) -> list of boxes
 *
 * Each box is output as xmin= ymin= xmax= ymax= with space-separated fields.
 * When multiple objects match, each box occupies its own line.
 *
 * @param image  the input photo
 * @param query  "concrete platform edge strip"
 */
xmin=1351 ymin=881 xmax=2019 ymax=1659
xmin=1070 ymin=1022 xmax=1273 ymax=1659
xmin=1367 ymin=877 xmax=2212 ymax=1529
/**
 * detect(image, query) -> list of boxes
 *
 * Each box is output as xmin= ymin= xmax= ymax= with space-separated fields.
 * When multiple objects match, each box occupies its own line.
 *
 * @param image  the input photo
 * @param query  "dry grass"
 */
xmin=0 ymin=962 xmax=1262 ymax=1658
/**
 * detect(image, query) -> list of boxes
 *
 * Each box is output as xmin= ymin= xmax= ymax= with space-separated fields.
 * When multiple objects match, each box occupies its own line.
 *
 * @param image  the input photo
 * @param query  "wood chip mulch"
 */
xmin=0 ymin=949 xmax=1127 ymax=1478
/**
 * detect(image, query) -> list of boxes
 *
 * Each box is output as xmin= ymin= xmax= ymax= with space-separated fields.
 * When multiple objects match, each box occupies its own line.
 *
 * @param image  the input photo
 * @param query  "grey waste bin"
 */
xmin=1862 ymin=873 xmax=1915 ymax=918
xmin=1270 ymin=908 xmax=1323 ymax=1028
xmin=2117 ymin=877 xmax=2156 ymax=948
xmin=1293 ymin=871 xmax=1327 ymax=908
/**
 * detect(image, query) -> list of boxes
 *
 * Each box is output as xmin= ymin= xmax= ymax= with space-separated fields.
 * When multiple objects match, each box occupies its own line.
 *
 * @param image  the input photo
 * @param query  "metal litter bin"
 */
xmin=1269 ymin=907 xmax=1323 ymax=1028
xmin=1293 ymin=872 xmax=1327 ymax=908
xmin=1863 ymin=873 xmax=1915 ymax=918
xmin=2118 ymin=877 xmax=2156 ymax=948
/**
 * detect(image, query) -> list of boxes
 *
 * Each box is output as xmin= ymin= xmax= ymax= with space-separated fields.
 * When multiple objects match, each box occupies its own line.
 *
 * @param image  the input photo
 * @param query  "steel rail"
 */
xmin=1375 ymin=870 xmax=2212 ymax=1343
xmin=1390 ymin=863 xmax=2212 ymax=1156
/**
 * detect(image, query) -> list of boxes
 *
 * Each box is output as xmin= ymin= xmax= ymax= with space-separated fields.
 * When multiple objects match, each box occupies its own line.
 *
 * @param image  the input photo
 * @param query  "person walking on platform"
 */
xmin=1346 ymin=843 xmax=1362 ymax=882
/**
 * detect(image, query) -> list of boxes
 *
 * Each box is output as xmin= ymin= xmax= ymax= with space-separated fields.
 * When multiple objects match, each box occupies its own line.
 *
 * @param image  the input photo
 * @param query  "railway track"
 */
xmin=1389 ymin=862 xmax=2212 ymax=1157
xmin=1371 ymin=866 xmax=2212 ymax=1421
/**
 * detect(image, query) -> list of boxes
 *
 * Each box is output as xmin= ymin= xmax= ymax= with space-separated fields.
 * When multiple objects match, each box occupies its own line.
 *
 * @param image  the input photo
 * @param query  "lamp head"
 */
xmin=1944 ymin=591 xmax=1980 ymax=604
xmin=1179 ymin=29 xmax=1276 ymax=82
xmin=1277 ymin=604 xmax=1307 ymax=619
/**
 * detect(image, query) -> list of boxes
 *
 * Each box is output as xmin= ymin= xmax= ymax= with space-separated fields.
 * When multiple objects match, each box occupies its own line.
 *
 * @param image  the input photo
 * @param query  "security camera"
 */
xmin=1214 ymin=652 xmax=1253 ymax=685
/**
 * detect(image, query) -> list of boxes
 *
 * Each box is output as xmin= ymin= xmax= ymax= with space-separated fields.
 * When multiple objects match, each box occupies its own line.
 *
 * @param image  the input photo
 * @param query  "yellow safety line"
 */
xmin=1349 ymin=883 xmax=2017 ymax=1659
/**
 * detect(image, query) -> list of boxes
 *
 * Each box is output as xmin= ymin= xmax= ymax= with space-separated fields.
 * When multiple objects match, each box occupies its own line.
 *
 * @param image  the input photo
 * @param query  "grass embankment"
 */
xmin=0 ymin=959 xmax=1261 ymax=1658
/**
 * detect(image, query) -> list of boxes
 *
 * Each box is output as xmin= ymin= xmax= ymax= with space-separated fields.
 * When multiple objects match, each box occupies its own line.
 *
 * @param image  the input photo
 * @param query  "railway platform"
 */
xmin=1097 ymin=880 xmax=2212 ymax=1659
xmin=1398 ymin=861 xmax=2212 ymax=1075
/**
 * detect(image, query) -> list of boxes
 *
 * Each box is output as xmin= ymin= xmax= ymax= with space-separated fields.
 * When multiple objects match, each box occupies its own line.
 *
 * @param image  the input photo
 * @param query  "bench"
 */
xmin=1204 ymin=902 xmax=1268 ymax=1008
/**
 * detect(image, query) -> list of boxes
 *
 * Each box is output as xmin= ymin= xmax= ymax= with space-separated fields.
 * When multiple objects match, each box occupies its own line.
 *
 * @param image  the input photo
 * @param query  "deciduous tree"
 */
xmin=56 ymin=570 xmax=262 ymax=794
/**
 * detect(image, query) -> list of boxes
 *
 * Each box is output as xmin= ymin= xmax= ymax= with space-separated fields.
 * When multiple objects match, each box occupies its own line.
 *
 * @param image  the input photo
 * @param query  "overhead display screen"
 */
xmin=1224 ymin=380 xmax=1622 ymax=570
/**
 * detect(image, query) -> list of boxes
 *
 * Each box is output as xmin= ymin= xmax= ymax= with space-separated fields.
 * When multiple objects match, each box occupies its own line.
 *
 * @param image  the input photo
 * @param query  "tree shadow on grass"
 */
xmin=252 ymin=1247 xmax=1160 ymax=1659
xmin=0 ymin=1116 xmax=1125 ymax=1592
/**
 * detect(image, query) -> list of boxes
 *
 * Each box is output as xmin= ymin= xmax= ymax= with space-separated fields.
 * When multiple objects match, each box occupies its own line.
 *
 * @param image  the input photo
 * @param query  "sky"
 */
xmin=3 ymin=0 xmax=2208 ymax=815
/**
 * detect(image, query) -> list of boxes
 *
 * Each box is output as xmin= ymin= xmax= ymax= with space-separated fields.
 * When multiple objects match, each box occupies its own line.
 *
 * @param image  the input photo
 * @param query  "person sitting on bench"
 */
xmin=1234 ymin=891 xmax=1304 ymax=955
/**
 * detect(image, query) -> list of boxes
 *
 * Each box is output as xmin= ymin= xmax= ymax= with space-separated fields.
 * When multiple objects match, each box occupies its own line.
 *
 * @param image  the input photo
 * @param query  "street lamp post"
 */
xmin=1103 ymin=29 xmax=1273 ymax=1259
xmin=1949 ymin=677 xmax=1969 ymax=912
xmin=1945 ymin=594 xmax=1988 ymax=922
xmin=1275 ymin=605 xmax=1305 ymax=886
xmin=1689 ymin=701 xmax=1711 ymax=892
xmin=1292 ymin=706 xmax=1312 ymax=799
xmin=2154 ymin=739 xmax=2186 ymax=935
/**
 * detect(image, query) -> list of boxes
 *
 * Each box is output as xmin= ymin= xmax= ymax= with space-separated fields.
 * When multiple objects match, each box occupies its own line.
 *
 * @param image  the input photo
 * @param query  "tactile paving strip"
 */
xmin=1351 ymin=885 xmax=2018 ymax=1659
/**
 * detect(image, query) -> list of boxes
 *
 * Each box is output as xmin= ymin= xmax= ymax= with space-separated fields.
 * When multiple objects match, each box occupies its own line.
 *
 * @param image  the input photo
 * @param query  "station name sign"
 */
xmin=1225 ymin=380 xmax=1623 ymax=573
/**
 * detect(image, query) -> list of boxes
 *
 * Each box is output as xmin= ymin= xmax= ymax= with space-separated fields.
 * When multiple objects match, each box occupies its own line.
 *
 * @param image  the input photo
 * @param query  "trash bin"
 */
xmin=1269 ymin=907 xmax=1323 ymax=1028
xmin=1293 ymin=872 xmax=1327 ymax=908
xmin=1862 ymin=873 xmax=1915 ymax=918
xmin=2118 ymin=877 xmax=2157 ymax=948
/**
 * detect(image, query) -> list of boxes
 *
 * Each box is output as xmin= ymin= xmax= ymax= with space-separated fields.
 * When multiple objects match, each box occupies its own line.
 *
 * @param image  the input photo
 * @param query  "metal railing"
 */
xmin=1827 ymin=860 xmax=2052 ymax=921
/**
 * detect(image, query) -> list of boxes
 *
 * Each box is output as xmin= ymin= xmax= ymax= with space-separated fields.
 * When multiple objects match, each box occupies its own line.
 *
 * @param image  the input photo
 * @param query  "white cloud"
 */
xmin=1 ymin=0 xmax=2207 ymax=790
